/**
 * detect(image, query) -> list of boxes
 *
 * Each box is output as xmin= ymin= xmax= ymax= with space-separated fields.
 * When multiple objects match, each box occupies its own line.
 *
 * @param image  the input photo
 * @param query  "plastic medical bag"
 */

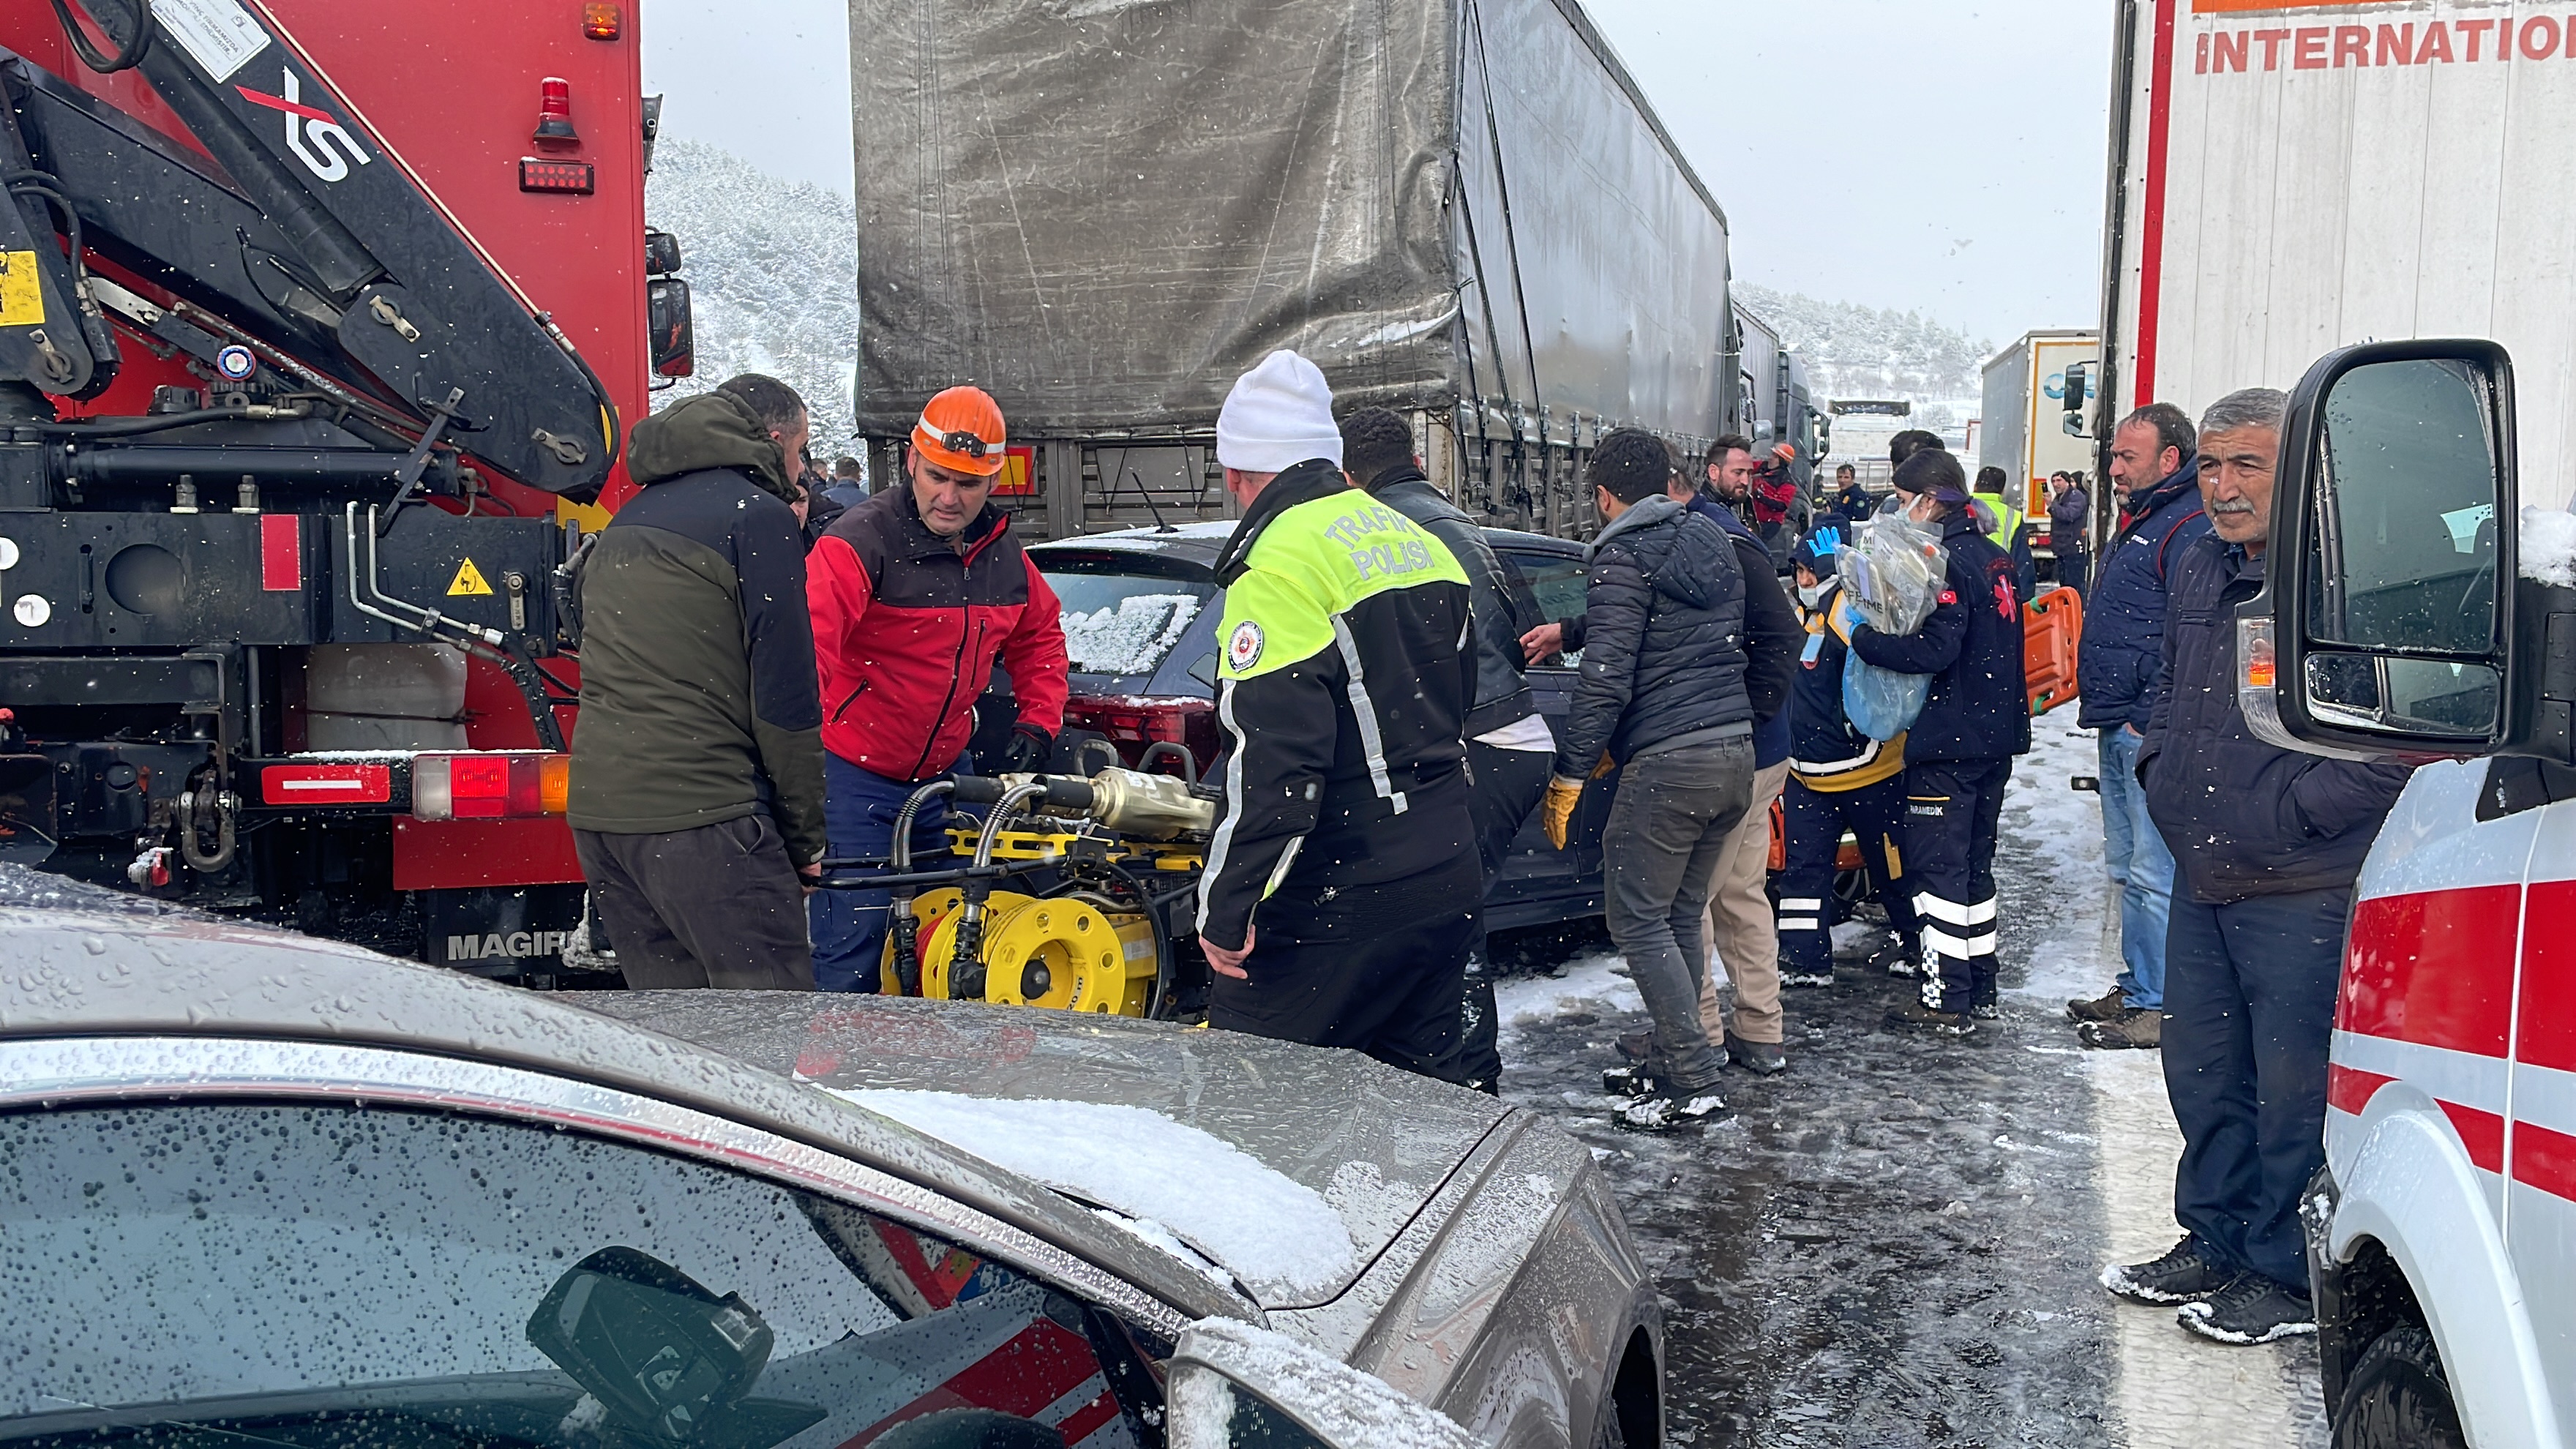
xmin=1843 ymin=652 xmax=1929 ymax=741
xmin=1839 ymin=517 xmax=1950 ymax=637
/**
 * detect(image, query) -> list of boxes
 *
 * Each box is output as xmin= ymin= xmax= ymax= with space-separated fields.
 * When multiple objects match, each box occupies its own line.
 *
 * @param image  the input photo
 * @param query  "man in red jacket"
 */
xmin=806 ymin=386 xmax=1069 ymax=991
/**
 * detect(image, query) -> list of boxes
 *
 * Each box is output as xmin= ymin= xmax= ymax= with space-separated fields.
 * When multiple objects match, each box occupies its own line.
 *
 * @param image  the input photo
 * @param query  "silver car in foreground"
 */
xmin=0 ymin=878 xmax=1660 ymax=1449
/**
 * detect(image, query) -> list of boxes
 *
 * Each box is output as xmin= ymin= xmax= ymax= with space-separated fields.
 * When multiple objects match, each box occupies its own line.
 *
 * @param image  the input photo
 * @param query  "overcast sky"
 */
xmin=641 ymin=0 xmax=2112 ymax=346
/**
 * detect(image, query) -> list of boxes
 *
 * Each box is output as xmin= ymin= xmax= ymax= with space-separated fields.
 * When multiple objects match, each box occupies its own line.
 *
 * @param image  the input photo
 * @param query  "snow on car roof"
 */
xmin=833 ymin=1088 xmax=1357 ymax=1298
xmin=1037 ymin=521 xmax=1237 ymax=551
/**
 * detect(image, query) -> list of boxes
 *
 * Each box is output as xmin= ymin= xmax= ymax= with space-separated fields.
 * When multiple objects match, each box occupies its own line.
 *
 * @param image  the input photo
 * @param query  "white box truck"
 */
xmin=2095 ymin=0 xmax=2576 ymax=509
xmin=1978 ymin=329 xmax=2101 ymax=550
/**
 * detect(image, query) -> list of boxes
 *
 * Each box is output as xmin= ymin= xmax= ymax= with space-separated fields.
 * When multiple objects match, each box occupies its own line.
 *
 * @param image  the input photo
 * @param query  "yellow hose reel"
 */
xmin=879 ymin=888 xmax=1159 ymax=1016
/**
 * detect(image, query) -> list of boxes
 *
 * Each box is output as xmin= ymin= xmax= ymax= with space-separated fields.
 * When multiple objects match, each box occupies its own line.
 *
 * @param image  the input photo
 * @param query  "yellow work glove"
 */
xmin=1540 ymin=776 xmax=1584 ymax=850
xmin=1589 ymin=750 xmax=1617 ymax=779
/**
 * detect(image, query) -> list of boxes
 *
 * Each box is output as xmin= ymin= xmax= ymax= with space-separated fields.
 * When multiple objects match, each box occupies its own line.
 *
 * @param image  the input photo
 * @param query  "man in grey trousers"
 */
xmin=1535 ymin=428 xmax=1777 ymax=1130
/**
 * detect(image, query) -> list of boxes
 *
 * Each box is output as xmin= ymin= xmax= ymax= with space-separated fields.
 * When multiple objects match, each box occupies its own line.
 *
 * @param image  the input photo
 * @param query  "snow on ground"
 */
xmin=2002 ymin=707 xmax=2119 ymax=1008
xmin=1493 ymin=951 xmax=1639 ymax=1053
xmin=1488 ymin=701 xmax=2329 ymax=1445
xmin=831 ymin=1089 xmax=1355 ymax=1298
xmin=1060 ymin=594 xmax=1203 ymax=675
xmin=2007 ymin=706 xmax=2330 ymax=1445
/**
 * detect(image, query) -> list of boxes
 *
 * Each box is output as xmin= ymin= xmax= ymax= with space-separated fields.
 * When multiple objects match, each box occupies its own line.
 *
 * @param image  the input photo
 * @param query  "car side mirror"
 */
xmin=2061 ymin=361 xmax=2092 ymax=438
xmin=1166 ymin=1317 xmax=1478 ymax=1449
xmin=2244 ymin=339 xmax=2533 ymax=760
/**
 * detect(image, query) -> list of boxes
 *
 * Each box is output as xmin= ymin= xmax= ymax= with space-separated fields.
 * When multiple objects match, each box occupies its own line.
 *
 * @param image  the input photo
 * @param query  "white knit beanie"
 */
xmin=1216 ymin=350 xmax=1341 ymax=472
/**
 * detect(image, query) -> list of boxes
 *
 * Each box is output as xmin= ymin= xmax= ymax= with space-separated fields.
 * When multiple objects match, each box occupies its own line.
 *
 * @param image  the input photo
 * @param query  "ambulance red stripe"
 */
xmin=2510 ymin=1122 xmax=2576 ymax=1204
xmin=2438 ymin=1101 xmax=2507 ymax=1175
xmin=2326 ymin=1063 xmax=2397 ymax=1116
xmin=2338 ymin=886 xmax=2520 ymax=1057
xmin=2512 ymin=880 xmax=2576 ymax=1073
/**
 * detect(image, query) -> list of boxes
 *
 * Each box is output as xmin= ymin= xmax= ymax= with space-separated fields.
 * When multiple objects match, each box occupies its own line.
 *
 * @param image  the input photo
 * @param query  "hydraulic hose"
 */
xmin=886 ymin=779 xmax=956 ymax=995
xmin=952 ymin=781 xmax=1049 ymax=998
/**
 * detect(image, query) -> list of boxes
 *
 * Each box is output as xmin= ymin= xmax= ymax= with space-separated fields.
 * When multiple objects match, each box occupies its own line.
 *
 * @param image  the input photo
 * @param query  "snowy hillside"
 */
xmin=1737 ymin=283 xmax=1996 ymax=420
xmin=643 ymin=138 xmax=861 ymax=455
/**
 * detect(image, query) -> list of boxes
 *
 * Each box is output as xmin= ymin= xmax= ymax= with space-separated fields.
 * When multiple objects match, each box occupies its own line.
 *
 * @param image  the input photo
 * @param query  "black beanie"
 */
xmin=1892 ymin=448 xmax=1966 ymax=502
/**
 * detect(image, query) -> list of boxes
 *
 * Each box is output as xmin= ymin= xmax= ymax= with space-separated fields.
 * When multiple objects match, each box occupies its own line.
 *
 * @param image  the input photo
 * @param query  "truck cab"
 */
xmin=2253 ymin=340 xmax=2576 ymax=1448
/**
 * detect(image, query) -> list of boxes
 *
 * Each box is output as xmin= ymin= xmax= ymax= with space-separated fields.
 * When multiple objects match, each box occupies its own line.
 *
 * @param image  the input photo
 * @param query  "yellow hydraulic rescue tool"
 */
xmin=839 ymin=766 xmax=1216 ymax=1019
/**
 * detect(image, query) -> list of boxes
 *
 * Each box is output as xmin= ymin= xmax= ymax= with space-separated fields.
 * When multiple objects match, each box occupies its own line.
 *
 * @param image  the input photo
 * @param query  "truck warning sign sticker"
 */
xmin=448 ymin=558 xmax=494 ymax=597
xmin=154 ymin=0 xmax=271 ymax=83
xmin=0 ymin=251 xmax=44 ymax=328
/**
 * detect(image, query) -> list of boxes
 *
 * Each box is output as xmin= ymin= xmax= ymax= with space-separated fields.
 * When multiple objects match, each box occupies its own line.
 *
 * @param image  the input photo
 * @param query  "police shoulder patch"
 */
xmin=1227 ymin=619 xmax=1265 ymax=672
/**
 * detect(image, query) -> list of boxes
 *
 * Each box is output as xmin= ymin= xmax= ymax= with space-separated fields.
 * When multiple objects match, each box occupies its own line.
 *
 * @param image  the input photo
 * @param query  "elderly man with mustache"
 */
xmin=2100 ymin=387 xmax=2414 ymax=1348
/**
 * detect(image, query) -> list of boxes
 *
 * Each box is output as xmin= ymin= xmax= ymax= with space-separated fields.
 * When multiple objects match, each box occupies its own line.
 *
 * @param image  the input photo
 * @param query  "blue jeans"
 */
xmin=809 ymin=752 xmax=958 ymax=992
xmin=2098 ymin=727 xmax=2172 ymax=1009
xmin=2164 ymin=888 xmax=2348 ymax=1289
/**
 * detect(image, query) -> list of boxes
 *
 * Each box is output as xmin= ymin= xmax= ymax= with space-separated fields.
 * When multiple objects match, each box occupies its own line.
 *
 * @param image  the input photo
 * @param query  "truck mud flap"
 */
xmin=0 ymin=752 xmax=56 ymax=863
xmin=422 ymin=883 xmax=591 ymax=981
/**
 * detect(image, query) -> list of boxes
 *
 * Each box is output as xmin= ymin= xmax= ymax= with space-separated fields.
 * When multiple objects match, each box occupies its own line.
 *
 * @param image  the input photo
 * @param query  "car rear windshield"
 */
xmin=1040 ymin=558 xmax=1216 ymax=678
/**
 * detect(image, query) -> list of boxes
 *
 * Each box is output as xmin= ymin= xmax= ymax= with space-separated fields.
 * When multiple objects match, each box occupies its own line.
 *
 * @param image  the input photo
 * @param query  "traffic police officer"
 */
xmin=1195 ymin=351 xmax=1483 ymax=1083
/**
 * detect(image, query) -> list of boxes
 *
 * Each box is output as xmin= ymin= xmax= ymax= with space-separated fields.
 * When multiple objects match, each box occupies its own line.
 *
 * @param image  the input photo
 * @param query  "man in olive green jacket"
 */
xmin=567 ymin=381 xmax=825 ymax=988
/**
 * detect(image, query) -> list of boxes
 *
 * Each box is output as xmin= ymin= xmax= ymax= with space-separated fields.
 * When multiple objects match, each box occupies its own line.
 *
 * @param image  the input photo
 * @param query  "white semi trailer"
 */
xmin=2094 ymin=0 xmax=2576 ymax=510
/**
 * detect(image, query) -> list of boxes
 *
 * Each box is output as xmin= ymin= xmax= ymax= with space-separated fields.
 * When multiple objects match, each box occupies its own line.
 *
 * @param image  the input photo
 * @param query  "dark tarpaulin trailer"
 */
xmin=852 ymin=0 xmax=1734 ymax=538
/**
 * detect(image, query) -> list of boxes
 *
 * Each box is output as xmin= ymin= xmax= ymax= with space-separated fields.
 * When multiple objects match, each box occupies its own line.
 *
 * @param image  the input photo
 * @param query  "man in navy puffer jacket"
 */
xmin=2070 ymin=402 xmax=2211 ymax=1047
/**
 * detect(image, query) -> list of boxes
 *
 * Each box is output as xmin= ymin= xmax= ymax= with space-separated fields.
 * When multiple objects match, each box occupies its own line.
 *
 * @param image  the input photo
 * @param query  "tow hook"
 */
xmin=176 ymin=787 xmax=237 ymax=873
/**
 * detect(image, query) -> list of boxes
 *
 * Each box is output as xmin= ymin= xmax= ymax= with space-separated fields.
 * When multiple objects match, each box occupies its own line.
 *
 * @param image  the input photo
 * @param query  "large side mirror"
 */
xmin=528 ymin=1246 xmax=822 ymax=1447
xmin=648 ymin=277 xmax=695 ymax=378
xmin=2061 ymin=361 xmax=2092 ymax=440
xmin=2248 ymin=340 xmax=2520 ymax=759
xmin=1166 ymin=1317 xmax=1478 ymax=1449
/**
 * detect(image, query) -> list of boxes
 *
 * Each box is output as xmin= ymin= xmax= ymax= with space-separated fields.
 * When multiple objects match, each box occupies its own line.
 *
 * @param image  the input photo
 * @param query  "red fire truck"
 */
xmin=0 ymin=0 xmax=688 ymax=979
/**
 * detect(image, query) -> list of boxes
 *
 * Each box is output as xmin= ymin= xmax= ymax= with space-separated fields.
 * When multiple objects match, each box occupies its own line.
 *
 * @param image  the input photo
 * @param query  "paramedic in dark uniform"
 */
xmin=1833 ymin=449 xmax=2030 ymax=1035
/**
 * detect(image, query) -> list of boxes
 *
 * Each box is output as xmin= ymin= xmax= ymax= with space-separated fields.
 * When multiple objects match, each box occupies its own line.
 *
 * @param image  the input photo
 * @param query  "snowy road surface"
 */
xmin=1492 ymin=711 xmax=2332 ymax=1448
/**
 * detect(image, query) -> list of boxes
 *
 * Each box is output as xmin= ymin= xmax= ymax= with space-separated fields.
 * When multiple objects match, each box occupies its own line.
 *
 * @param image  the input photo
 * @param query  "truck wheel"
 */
xmin=2332 ymin=1324 xmax=2465 ymax=1449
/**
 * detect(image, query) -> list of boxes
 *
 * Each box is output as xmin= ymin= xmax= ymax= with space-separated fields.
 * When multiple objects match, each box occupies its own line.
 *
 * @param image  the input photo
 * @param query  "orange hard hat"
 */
xmin=912 ymin=386 xmax=1007 ymax=477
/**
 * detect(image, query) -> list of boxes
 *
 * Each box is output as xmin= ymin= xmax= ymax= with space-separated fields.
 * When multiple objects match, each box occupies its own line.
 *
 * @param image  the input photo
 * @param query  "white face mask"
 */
xmin=1797 ymin=580 xmax=1832 ymax=609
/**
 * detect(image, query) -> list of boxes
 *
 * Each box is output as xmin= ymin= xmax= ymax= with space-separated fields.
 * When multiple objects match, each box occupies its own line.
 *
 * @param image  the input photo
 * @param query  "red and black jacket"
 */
xmin=808 ymin=487 xmax=1068 ymax=782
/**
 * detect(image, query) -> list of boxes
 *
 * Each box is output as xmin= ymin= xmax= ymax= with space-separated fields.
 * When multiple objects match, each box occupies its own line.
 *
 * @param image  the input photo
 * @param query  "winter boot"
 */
xmin=2078 ymin=1008 xmax=2162 ymax=1050
xmin=1616 ymin=1080 xmax=1729 ymax=1131
xmin=2100 ymin=1236 xmax=2234 ymax=1306
xmin=1970 ymin=984 xmax=2001 ymax=1021
xmin=1602 ymin=1064 xmax=1658 ymax=1098
xmin=2178 ymin=1274 xmax=2317 ymax=1345
xmin=1887 ymin=1000 xmax=1977 ymax=1038
xmin=1779 ymin=960 xmax=1835 ymax=988
xmin=1724 ymin=1032 xmax=1786 ymax=1075
xmin=2067 ymin=985 xmax=2130 ymax=1023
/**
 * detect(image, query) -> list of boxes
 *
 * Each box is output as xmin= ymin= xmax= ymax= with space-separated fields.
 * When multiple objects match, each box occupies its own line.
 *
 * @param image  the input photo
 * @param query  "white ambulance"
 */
xmin=2243 ymin=338 xmax=2572 ymax=1449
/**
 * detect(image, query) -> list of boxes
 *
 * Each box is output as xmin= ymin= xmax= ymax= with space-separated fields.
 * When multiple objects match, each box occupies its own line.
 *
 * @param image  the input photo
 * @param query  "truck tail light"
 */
xmin=1060 ymin=696 xmax=1217 ymax=776
xmin=413 ymin=753 xmax=570 ymax=820
xmin=520 ymin=159 xmax=596 ymax=194
xmin=582 ymin=3 xmax=621 ymax=40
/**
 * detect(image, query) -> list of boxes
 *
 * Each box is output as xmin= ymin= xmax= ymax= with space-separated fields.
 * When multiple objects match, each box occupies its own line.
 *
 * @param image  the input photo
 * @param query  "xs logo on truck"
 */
xmin=234 ymin=71 xmax=372 ymax=183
